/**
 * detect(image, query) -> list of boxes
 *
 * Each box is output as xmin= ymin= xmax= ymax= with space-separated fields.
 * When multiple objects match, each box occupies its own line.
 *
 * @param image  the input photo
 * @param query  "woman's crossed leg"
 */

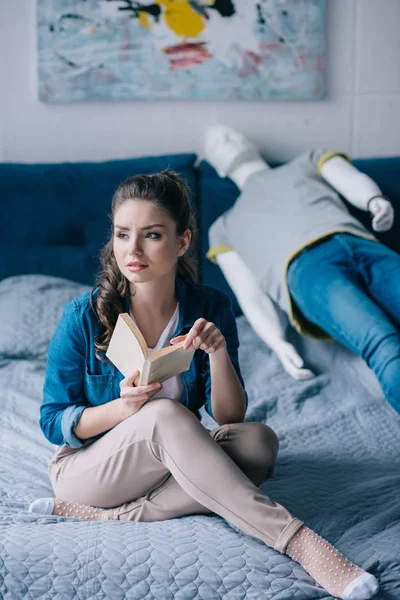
xmin=31 ymin=397 xmax=378 ymax=600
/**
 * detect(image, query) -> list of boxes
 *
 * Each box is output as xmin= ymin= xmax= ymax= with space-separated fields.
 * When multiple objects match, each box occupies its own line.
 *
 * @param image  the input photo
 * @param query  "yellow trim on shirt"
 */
xmin=206 ymin=245 xmax=234 ymax=264
xmin=284 ymin=229 xmax=379 ymax=340
xmin=316 ymin=151 xmax=351 ymax=175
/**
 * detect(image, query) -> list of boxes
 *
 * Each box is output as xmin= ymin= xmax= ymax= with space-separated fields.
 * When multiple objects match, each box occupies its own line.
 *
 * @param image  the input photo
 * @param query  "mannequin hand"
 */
xmin=273 ymin=340 xmax=315 ymax=380
xmin=369 ymin=196 xmax=394 ymax=232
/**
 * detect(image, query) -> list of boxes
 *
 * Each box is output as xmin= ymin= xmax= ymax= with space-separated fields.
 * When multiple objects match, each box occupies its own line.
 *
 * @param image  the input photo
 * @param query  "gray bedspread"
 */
xmin=0 ymin=275 xmax=399 ymax=599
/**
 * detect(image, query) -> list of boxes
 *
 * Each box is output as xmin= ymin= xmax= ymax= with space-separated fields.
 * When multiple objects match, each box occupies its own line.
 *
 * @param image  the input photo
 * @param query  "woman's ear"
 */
xmin=178 ymin=229 xmax=192 ymax=256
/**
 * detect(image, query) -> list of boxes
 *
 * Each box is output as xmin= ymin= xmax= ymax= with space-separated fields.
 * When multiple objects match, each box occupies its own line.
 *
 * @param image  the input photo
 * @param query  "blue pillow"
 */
xmin=1 ymin=154 xmax=198 ymax=286
xmin=348 ymin=156 xmax=400 ymax=256
xmin=199 ymin=156 xmax=400 ymax=317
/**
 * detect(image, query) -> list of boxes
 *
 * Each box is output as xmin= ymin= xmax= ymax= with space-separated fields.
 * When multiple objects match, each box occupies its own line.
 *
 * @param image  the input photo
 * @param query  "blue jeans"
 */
xmin=287 ymin=233 xmax=400 ymax=414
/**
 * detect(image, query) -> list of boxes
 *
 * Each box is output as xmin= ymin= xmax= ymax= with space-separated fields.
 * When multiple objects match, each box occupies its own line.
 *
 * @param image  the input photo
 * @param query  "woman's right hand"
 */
xmin=118 ymin=369 xmax=162 ymax=419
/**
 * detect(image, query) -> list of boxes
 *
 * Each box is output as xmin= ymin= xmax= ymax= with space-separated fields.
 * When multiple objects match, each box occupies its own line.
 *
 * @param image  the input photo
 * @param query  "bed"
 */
xmin=0 ymin=152 xmax=399 ymax=599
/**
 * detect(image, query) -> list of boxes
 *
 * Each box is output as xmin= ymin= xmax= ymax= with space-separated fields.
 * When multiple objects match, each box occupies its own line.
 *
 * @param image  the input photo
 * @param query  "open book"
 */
xmin=105 ymin=313 xmax=196 ymax=386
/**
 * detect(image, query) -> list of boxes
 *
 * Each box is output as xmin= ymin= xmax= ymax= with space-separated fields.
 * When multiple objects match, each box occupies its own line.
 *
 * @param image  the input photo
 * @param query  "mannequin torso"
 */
xmin=203 ymin=125 xmax=394 ymax=380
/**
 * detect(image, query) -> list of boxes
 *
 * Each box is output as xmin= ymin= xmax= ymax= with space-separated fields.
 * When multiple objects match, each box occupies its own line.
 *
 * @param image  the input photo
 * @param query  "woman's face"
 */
xmin=113 ymin=199 xmax=190 ymax=284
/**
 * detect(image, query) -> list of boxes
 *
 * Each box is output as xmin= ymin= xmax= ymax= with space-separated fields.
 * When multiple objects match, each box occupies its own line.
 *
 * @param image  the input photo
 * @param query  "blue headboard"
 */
xmin=3 ymin=151 xmax=399 ymax=318
xmin=0 ymin=153 xmax=199 ymax=286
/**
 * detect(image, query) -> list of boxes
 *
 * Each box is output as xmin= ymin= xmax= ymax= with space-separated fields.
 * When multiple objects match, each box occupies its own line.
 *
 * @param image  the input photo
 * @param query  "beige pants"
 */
xmin=48 ymin=397 xmax=303 ymax=553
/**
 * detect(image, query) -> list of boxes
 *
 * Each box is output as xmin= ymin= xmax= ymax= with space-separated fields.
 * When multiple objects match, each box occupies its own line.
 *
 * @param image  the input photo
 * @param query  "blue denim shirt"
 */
xmin=40 ymin=276 xmax=248 ymax=448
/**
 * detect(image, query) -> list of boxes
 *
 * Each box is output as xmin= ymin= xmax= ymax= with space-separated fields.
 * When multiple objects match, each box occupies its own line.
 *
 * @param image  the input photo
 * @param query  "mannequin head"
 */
xmin=204 ymin=124 xmax=263 ymax=178
xmin=204 ymin=124 xmax=269 ymax=189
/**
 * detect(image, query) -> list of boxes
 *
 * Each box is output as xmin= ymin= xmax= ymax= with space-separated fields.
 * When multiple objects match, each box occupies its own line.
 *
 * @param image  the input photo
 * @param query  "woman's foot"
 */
xmin=29 ymin=497 xmax=108 ymax=521
xmin=285 ymin=526 xmax=379 ymax=600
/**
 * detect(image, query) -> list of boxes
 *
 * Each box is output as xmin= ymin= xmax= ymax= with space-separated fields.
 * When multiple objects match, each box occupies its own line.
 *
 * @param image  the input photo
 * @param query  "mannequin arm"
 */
xmin=215 ymin=251 xmax=314 ymax=380
xmin=320 ymin=156 xmax=394 ymax=231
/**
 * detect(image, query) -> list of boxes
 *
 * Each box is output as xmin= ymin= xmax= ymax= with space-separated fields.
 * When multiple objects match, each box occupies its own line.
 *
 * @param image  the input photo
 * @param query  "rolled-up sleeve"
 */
xmin=309 ymin=148 xmax=351 ymax=174
xmin=206 ymin=213 xmax=234 ymax=265
xmin=202 ymin=292 xmax=248 ymax=420
xmin=40 ymin=301 xmax=89 ymax=448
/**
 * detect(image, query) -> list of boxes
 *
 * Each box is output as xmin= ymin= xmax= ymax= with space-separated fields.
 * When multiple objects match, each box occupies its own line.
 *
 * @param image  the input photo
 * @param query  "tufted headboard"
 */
xmin=3 ymin=151 xmax=399 ymax=318
xmin=0 ymin=153 xmax=199 ymax=286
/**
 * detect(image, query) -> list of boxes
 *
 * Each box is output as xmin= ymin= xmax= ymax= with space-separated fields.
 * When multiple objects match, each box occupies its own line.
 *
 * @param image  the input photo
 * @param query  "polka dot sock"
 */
xmin=285 ymin=526 xmax=379 ymax=599
xmin=29 ymin=497 xmax=109 ymax=521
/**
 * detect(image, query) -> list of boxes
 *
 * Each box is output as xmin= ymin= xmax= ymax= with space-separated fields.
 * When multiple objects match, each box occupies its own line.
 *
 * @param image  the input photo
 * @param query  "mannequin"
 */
xmin=204 ymin=125 xmax=399 ymax=414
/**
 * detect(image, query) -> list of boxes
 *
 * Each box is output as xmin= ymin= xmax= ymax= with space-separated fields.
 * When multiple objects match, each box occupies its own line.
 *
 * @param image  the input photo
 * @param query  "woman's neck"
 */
xmin=129 ymin=273 xmax=177 ymax=320
xmin=230 ymin=158 xmax=270 ymax=190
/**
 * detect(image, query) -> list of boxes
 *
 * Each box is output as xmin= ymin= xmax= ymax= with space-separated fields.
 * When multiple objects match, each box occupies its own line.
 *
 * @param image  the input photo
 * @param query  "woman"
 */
xmin=30 ymin=170 xmax=378 ymax=600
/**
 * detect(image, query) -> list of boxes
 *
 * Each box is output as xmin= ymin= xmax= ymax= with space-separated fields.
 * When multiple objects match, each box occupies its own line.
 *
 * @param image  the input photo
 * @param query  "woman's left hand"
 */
xmin=170 ymin=319 xmax=226 ymax=355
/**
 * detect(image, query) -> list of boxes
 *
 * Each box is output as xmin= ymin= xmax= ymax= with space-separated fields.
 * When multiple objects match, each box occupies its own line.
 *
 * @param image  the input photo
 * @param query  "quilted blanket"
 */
xmin=0 ymin=275 xmax=399 ymax=600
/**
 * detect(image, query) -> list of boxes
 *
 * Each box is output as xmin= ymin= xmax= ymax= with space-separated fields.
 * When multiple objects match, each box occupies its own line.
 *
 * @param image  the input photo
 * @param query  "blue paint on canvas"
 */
xmin=37 ymin=0 xmax=326 ymax=102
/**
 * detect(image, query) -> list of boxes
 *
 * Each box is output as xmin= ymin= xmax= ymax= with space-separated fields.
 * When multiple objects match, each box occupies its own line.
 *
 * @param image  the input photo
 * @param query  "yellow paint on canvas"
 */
xmin=137 ymin=11 xmax=151 ymax=31
xmin=157 ymin=0 xmax=205 ymax=38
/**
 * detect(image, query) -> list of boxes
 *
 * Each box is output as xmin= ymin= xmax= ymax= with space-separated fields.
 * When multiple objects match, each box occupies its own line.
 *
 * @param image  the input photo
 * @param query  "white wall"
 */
xmin=0 ymin=0 xmax=399 ymax=163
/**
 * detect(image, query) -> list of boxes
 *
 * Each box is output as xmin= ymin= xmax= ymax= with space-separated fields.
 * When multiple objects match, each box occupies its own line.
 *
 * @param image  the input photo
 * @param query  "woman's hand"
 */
xmin=118 ymin=369 xmax=162 ymax=419
xmin=170 ymin=319 xmax=226 ymax=355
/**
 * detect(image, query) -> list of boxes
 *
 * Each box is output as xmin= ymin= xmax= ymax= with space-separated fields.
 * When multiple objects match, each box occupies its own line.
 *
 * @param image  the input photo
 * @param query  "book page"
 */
xmin=141 ymin=345 xmax=196 ymax=385
xmin=105 ymin=314 xmax=146 ymax=378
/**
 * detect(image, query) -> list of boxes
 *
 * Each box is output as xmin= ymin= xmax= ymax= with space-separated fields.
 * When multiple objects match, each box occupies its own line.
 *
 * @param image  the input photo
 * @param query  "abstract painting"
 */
xmin=37 ymin=0 xmax=326 ymax=102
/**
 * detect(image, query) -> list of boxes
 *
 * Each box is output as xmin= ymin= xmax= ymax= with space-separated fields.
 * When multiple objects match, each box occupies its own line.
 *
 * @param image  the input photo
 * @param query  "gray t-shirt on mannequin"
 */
xmin=206 ymin=148 xmax=378 ymax=339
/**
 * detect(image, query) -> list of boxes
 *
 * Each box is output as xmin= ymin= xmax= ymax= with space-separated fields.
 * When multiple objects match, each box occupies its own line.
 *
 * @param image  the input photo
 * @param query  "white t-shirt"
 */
xmin=130 ymin=302 xmax=184 ymax=402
